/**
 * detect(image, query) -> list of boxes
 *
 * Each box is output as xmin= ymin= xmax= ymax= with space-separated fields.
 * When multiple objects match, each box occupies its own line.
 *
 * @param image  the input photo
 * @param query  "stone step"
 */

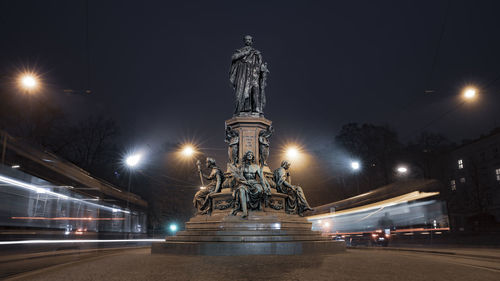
xmin=185 ymin=222 xmax=311 ymax=230
xmin=166 ymin=234 xmax=330 ymax=242
xmin=188 ymin=215 xmax=311 ymax=223
xmin=174 ymin=229 xmax=323 ymax=236
xmin=151 ymin=240 xmax=346 ymax=256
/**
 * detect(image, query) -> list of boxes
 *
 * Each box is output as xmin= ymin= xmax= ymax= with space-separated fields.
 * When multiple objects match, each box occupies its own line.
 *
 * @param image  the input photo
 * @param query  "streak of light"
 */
xmin=325 ymin=228 xmax=450 ymax=237
xmin=0 ymin=175 xmax=130 ymax=214
xmin=307 ymin=191 xmax=440 ymax=220
xmin=0 ymin=239 xmax=165 ymax=245
xmin=11 ymin=217 xmax=125 ymax=221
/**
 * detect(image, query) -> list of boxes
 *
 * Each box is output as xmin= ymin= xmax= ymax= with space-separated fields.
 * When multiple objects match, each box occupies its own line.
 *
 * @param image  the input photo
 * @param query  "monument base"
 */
xmin=151 ymin=198 xmax=345 ymax=255
xmin=151 ymin=239 xmax=345 ymax=256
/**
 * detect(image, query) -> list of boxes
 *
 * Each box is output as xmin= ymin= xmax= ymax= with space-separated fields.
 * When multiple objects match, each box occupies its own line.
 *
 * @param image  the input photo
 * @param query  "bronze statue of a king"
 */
xmin=229 ymin=35 xmax=269 ymax=116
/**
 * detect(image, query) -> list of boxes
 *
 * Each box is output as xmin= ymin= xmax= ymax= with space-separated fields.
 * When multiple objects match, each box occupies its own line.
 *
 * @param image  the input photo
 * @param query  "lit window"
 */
xmin=459 ymin=177 xmax=466 ymax=183
xmin=496 ymin=169 xmax=500 ymax=182
xmin=458 ymin=159 xmax=463 ymax=169
xmin=450 ymin=180 xmax=456 ymax=191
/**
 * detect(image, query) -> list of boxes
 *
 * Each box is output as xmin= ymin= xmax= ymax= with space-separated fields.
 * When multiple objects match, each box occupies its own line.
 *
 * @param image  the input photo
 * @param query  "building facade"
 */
xmin=446 ymin=128 xmax=500 ymax=231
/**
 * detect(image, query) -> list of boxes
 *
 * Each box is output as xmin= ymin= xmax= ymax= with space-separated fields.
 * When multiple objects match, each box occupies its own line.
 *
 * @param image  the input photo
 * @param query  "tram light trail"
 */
xmin=11 ymin=217 xmax=126 ymax=221
xmin=0 ymin=175 xmax=130 ymax=214
xmin=0 ymin=239 xmax=164 ymax=246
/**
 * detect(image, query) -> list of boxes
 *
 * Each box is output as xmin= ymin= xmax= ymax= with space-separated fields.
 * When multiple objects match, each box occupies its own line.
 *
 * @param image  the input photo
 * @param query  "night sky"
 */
xmin=2 ymin=0 xmax=500 ymax=203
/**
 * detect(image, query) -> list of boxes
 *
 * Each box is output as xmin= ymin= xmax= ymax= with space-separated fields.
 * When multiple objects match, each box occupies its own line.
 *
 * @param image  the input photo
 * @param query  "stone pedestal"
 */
xmin=225 ymin=116 xmax=272 ymax=171
xmin=151 ymin=190 xmax=346 ymax=256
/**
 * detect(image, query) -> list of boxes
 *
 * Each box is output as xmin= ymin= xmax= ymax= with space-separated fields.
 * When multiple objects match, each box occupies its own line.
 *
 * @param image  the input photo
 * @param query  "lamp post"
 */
xmin=350 ymin=161 xmax=361 ymax=194
xmin=124 ymin=153 xmax=142 ymax=209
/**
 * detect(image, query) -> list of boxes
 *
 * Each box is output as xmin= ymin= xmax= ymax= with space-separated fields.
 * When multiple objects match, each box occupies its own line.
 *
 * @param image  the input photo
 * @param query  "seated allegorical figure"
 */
xmin=274 ymin=160 xmax=314 ymax=216
xmin=193 ymin=157 xmax=224 ymax=215
xmin=230 ymin=150 xmax=271 ymax=218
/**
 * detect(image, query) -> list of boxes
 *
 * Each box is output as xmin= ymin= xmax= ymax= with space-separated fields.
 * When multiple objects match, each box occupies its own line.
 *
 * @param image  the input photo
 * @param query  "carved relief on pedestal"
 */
xmin=214 ymin=199 xmax=234 ymax=210
xmin=269 ymin=198 xmax=284 ymax=210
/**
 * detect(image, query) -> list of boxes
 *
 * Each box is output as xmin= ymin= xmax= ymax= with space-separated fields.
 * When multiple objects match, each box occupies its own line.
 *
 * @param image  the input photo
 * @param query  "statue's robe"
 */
xmin=274 ymin=167 xmax=312 ymax=215
xmin=193 ymin=167 xmax=224 ymax=214
xmin=231 ymin=163 xmax=270 ymax=214
xmin=229 ymin=47 xmax=263 ymax=114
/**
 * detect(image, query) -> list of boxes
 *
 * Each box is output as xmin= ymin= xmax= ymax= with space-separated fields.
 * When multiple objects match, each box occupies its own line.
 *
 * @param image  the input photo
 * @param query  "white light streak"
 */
xmin=0 ymin=175 xmax=130 ymax=214
xmin=307 ymin=191 xmax=439 ymax=221
xmin=0 ymin=239 xmax=164 ymax=246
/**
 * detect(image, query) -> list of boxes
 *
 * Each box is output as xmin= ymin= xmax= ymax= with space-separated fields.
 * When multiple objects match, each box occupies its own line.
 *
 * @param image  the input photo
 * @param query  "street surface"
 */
xmin=2 ymin=247 xmax=499 ymax=281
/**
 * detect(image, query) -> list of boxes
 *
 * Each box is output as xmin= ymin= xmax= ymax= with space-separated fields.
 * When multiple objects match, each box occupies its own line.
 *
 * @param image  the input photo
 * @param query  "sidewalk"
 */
xmin=0 ymin=246 xmax=147 ymax=264
xmin=349 ymin=245 xmax=500 ymax=260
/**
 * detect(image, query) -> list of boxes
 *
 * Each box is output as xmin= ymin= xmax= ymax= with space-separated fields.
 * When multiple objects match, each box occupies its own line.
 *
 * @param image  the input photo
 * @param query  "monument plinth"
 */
xmin=151 ymin=190 xmax=345 ymax=255
xmin=225 ymin=116 xmax=272 ymax=172
xmin=151 ymin=35 xmax=345 ymax=256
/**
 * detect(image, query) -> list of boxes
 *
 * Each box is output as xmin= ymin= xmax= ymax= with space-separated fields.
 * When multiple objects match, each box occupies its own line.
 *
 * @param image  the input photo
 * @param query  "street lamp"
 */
xmin=124 ymin=152 xmax=142 ymax=209
xmin=351 ymin=161 xmax=360 ymax=171
xmin=350 ymin=161 xmax=361 ymax=194
xmin=286 ymin=146 xmax=299 ymax=160
xmin=462 ymin=87 xmax=477 ymax=101
xmin=125 ymin=153 xmax=142 ymax=168
xmin=181 ymin=145 xmax=195 ymax=157
xmin=396 ymin=166 xmax=408 ymax=174
xmin=18 ymin=72 xmax=39 ymax=93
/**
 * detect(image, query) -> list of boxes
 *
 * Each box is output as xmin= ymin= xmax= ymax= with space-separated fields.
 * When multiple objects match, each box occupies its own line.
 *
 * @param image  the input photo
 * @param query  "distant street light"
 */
xmin=396 ymin=166 xmax=408 ymax=174
xmin=350 ymin=161 xmax=361 ymax=194
xmin=351 ymin=161 xmax=360 ymax=171
xmin=124 ymin=152 xmax=142 ymax=209
xmin=463 ymin=87 xmax=477 ymax=101
xmin=125 ymin=153 xmax=142 ymax=168
xmin=169 ymin=223 xmax=178 ymax=233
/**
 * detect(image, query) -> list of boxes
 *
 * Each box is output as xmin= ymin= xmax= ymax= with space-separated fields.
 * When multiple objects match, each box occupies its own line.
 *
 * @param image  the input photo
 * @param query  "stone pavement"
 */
xmin=351 ymin=245 xmax=500 ymax=260
xmin=6 ymin=247 xmax=499 ymax=281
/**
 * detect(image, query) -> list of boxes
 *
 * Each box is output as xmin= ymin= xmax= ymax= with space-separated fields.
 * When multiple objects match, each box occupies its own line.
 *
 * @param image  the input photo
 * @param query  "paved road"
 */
xmin=3 ymin=247 xmax=499 ymax=281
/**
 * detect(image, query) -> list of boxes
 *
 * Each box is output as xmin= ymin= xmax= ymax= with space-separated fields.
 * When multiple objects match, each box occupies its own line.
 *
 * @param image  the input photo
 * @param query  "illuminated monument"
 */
xmin=152 ymin=36 xmax=345 ymax=255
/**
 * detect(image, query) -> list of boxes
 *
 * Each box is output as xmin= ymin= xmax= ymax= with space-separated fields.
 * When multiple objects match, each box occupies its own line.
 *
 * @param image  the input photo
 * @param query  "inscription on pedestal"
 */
xmin=225 ymin=117 xmax=272 ymax=169
xmin=242 ymin=129 xmax=256 ymax=157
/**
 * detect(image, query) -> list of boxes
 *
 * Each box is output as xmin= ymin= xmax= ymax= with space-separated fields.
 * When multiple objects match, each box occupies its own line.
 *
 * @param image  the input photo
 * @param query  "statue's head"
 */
xmin=243 ymin=150 xmax=255 ymax=163
xmin=281 ymin=160 xmax=291 ymax=170
xmin=206 ymin=157 xmax=216 ymax=168
xmin=244 ymin=35 xmax=253 ymax=46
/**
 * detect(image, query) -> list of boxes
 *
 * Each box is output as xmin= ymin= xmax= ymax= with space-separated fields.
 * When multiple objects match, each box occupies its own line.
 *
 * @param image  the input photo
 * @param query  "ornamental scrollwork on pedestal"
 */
xmin=214 ymin=199 xmax=234 ymax=210
xmin=269 ymin=199 xmax=284 ymax=210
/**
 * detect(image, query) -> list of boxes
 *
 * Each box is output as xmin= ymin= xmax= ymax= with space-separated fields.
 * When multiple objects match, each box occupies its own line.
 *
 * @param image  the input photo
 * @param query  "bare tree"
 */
xmin=51 ymin=115 xmax=120 ymax=172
